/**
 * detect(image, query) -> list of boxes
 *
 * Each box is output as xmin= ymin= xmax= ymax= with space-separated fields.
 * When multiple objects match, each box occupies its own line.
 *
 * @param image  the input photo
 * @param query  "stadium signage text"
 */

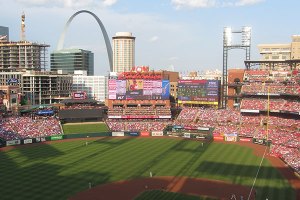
xmin=6 ymin=140 xmax=21 ymax=146
xmin=23 ymin=139 xmax=33 ymax=144
xmin=112 ymin=132 xmax=125 ymax=137
xmin=151 ymin=131 xmax=164 ymax=136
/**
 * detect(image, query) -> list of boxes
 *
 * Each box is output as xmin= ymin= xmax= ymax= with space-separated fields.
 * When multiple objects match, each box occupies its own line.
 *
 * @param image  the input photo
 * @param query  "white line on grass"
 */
xmin=247 ymin=145 xmax=268 ymax=200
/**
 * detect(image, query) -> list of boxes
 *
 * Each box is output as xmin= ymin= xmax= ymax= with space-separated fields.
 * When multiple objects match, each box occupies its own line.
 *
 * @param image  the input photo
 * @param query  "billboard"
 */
xmin=108 ymin=79 xmax=170 ymax=100
xmin=72 ymin=91 xmax=87 ymax=100
xmin=177 ymin=80 xmax=219 ymax=103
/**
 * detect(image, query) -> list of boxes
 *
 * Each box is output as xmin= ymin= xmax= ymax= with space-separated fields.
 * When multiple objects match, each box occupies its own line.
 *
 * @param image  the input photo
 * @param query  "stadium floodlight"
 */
xmin=223 ymin=27 xmax=232 ymax=47
xmin=242 ymin=26 xmax=251 ymax=46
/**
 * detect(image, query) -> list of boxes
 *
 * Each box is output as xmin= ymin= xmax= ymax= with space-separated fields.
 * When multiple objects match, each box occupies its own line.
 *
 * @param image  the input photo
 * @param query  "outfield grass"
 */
xmin=0 ymin=138 xmax=295 ymax=200
xmin=135 ymin=190 xmax=216 ymax=200
xmin=62 ymin=122 xmax=109 ymax=134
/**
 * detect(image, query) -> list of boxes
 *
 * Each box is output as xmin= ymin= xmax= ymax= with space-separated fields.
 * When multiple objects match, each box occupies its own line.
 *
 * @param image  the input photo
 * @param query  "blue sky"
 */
xmin=0 ymin=0 xmax=299 ymax=75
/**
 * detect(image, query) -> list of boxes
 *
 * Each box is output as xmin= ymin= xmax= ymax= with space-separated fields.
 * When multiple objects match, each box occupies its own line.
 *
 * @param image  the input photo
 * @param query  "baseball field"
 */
xmin=0 ymin=135 xmax=296 ymax=200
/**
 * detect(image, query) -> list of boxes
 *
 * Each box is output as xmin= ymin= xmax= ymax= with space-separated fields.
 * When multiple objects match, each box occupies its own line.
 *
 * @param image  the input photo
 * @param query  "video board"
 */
xmin=108 ymin=79 xmax=170 ymax=100
xmin=177 ymin=80 xmax=219 ymax=103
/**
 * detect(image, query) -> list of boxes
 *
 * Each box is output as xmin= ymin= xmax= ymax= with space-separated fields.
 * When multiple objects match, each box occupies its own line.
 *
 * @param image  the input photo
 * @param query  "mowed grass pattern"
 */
xmin=62 ymin=123 xmax=109 ymax=134
xmin=0 ymin=138 xmax=294 ymax=200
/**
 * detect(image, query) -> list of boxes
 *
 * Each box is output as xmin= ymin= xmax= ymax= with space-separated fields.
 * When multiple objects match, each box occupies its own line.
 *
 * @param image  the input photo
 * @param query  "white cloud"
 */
xmin=169 ymin=56 xmax=179 ymax=61
xmin=149 ymin=36 xmax=159 ymax=42
xmin=171 ymin=0 xmax=264 ymax=9
xmin=102 ymin=0 xmax=117 ymax=7
xmin=171 ymin=0 xmax=216 ymax=9
xmin=14 ymin=0 xmax=117 ymax=8
xmin=235 ymin=0 xmax=264 ymax=6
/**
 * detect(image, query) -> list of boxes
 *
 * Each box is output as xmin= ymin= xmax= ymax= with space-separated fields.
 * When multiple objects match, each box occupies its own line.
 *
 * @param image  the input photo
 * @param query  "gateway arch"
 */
xmin=57 ymin=10 xmax=113 ymax=71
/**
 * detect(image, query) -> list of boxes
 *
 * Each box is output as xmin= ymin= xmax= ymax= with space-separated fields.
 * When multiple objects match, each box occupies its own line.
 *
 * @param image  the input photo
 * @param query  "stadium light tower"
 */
xmin=222 ymin=26 xmax=251 ymax=108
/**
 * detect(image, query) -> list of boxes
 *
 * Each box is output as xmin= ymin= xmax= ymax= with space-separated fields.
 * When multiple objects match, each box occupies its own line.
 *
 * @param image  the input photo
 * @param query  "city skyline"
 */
xmin=1 ymin=0 xmax=299 ymax=75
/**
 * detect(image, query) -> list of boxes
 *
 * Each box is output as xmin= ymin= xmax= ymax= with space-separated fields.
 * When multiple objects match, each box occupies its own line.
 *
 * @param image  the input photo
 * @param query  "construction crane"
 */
xmin=20 ymin=12 xmax=26 ymax=41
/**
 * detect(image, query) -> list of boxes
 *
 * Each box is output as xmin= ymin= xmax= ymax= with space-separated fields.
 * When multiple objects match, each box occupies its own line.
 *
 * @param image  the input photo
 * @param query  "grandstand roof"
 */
xmin=58 ymin=109 xmax=103 ymax=119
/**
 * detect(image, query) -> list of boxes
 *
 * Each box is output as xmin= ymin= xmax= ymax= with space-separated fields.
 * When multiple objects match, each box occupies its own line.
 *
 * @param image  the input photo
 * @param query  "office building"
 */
xmin=258 ymin=35 xmax=300 ymax=69
xmin=73 ymin=71 xmax=107 ymax=102
xmin=112 ymin=32 xmax=135 ymax=72
xmin=0 ymin=40 xmax=49 ymax=71
xmin=0 ymin=71 xmax=73 ymax=105
xmin=51 ymin=48 xmax=94 ymax=75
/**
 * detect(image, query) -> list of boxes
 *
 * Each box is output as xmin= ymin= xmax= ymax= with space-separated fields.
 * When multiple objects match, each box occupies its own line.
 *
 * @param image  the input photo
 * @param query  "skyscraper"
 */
xmin=112 ymin=32 xmax=135 ymax=72
xmin=50 ymin=48 xmax=94 ymax=75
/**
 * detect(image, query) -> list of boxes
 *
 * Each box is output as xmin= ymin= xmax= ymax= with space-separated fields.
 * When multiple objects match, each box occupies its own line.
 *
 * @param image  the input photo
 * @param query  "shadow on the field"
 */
xmin=197 ymin=161 xmax=294 ymax=180
xmin=196 ymin=161 xmax=296 ymax=200
xmin=0 ymin=150 xmax=111 ymax=200
xmin=12 ymin=143 xmax=64 ymax=160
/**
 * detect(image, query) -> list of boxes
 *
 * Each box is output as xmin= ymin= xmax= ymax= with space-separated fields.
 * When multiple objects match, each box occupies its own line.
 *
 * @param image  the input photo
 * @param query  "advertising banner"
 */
xmin=239 ymin=138 xmax=251 ymax=142
xmin=158 ymin=115 xmax=171 ymax=119
xmin=108 ymin=79 xmax=117 ymax=100
xmin=112 ymin=132 xmax=125 ymax=137
xmin=51 ymin=135 xmax=63 ymax=141
xmin=108 ymin=116 xmax=122 ymax=119
xmin=162 ymin=80 xmax=170 ymax=100
xmin=108 ymin=79 xmax=170 ymax=100
xmin=36 ymin=137 xmax=46 ymax=142
xmin=6 ymin=140 xmax=21 ymax=146
xmin=183 ymin=133 xmax=191 ymax=138
xmin=23 ymin=139 xmax=33 ymax=144
xmin=197 ymin=127 xmax=210 ymax=131
xmin=37 ymin=110 xmax=54 ymax=115
xmin=129 ymin=132 xmax=139 ymax=136
xmin=72 ymin=92 xmax=87 ymax=100
xmin=213 ymin=136 xmax=224 ymax=141
xmin=140 ymin=132 xmax=150 ymax=136
xmin=152 ymin=131 xmax=164 ymax=136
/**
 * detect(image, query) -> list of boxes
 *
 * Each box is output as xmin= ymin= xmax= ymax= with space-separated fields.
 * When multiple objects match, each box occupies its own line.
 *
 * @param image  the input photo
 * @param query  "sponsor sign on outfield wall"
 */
xmin=129 ymin=132 xmax=139 ymax=136
xmin=151 ymin=131 xmax=164 ymax=136
xmin=36 ymin=137 xmax=46 ymax=142
xmin=23 ymin=139 xmax=33 ymax=144
xmin=140 ymin=132 xmax=150 ymax=136
xmin=213 ymin=136 xmax=224 ymax=141
xmin=112 ymin=132 xmax=125 ymax=137
xmin=183 ymin=133 xmax=191 ymax=138
xmin=51 ymin=135 xmax=63 ymax=141
xmin=239 ymin=138 xmax=251 ymax=142
xmin=6 ymin=140 xmax=21 ymax=146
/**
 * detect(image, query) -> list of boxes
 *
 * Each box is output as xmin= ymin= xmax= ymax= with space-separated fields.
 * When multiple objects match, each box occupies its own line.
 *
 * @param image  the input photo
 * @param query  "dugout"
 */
xmin=59 ymin=109 xmax=104 ymax=123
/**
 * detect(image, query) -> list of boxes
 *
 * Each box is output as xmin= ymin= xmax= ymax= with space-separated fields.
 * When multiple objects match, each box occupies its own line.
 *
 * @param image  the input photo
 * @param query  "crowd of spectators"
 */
xmin=241 ymin=98 xmax=267 ymax=110
xmin=0 ymin=115 xmax=62 ymax=140
xmin=108 ymin=106 xmax=171 ymax=117
xmin=240 ymin=98 xmax=300 ymax=112
xmin=106 ymin=119 xmax=171 ymax=132
xmin=270 ymin=144 xmax=300 ymax=174
xmin=242 ymin=82 xmax=300 ymax=96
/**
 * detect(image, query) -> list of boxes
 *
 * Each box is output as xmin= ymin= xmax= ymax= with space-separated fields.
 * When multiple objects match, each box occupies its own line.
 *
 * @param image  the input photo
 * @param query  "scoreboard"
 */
xmin=177 ymin=80 xmax=219 ymax=105
xmin=108 ymin=79 xmax=170 ymax=100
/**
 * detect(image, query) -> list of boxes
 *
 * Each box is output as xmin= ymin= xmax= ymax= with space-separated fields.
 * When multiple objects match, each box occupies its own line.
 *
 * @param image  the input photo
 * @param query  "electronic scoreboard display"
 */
xmin=177 ymin=80 xmax=219 ymax=104
xmin=108 ymin=79 xmax=170 ymax=100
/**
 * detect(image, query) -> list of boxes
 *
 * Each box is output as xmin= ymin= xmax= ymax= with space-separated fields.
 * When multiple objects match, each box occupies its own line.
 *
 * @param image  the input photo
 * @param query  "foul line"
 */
xmin=247 ymin=145 xmax=268 ymax=200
